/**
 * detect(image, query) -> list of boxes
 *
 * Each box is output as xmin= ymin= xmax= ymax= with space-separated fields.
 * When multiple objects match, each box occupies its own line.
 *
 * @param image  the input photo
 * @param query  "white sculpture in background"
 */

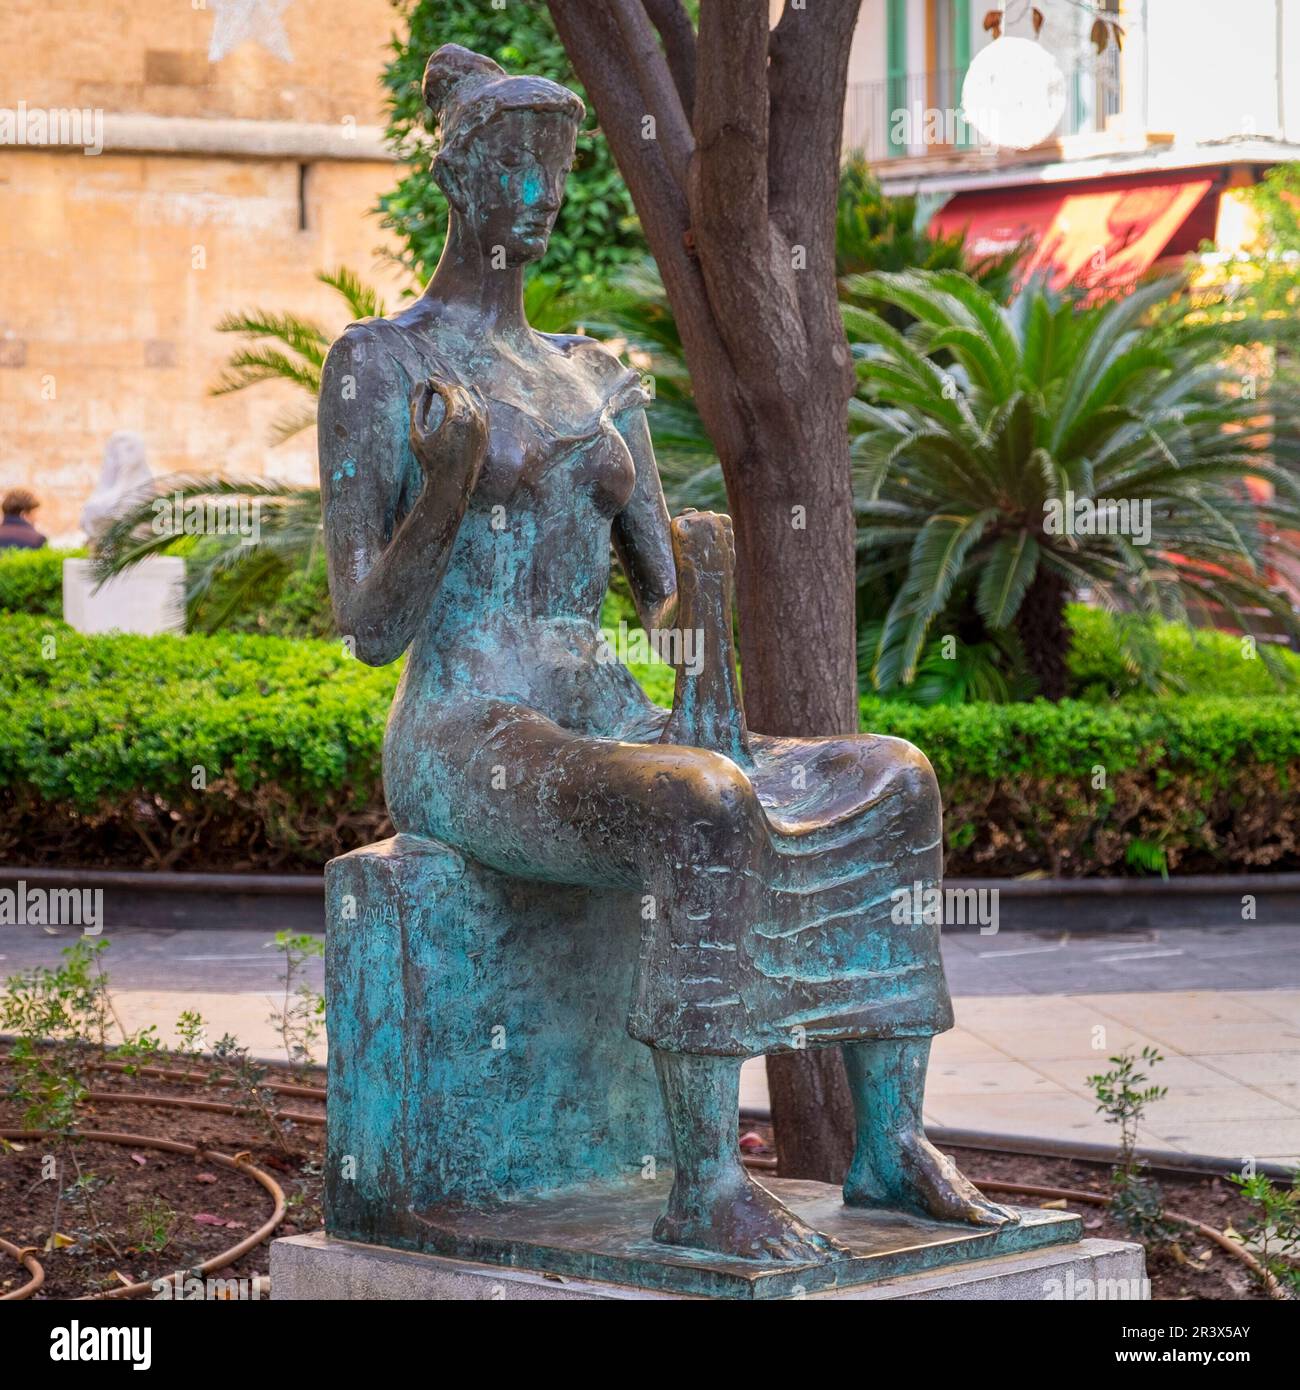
xmin=80 ymin=430 xmax=154 ymax=542
xmin=64 ymin=431 xmax=185 ymax=636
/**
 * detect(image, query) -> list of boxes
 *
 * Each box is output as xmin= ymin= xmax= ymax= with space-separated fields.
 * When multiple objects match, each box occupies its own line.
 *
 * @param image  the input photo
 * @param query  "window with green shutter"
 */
xmin=886 ymin=0 xmax=908 ymax=156
xmin=941 ymin=0 xmax=973 ymax=147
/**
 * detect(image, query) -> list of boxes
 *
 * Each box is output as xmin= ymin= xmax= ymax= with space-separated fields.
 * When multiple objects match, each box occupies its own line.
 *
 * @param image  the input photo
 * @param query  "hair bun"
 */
xmin=422 ymin=44 xmax=504 ymax=121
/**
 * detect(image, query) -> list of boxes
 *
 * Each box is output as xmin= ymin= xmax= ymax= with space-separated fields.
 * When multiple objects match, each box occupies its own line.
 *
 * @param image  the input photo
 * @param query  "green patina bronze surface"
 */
xmin=319 ymin=43 xmax=1072 ymax=1289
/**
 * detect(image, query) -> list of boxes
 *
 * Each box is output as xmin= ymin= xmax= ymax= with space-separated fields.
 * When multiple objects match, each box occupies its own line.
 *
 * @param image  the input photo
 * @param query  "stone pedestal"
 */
xmin=62 ymin=556 xmax=184 ymax=635
xmin=324 ymin=835 xmax=669 ymax=1246
xmin=272 ymin=1228 xmax=1149 ymax=1301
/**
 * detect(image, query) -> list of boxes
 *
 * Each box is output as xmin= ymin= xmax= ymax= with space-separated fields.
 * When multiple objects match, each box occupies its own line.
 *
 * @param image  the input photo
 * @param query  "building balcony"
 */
xmin=845 ymin=51 xmax=1123 ymax=169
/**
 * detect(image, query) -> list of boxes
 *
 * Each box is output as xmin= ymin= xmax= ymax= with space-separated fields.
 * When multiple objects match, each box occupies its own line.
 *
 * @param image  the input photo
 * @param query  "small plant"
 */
xmin=127 ymin=1196 xmax=178 ymax=1256
xmin=175 ymin=1009 xmax=297 ymax=1155
xmin=58 ymin=1166 xmax=120 ymax=1264
xmin=1 ymin=939 xmax=112 ymax=1132
xmin=0 ymin=939 xmax=167 ymax=1256
xmin=267 ymin=932 xmax=325 ymax=1075
xmin=1124 ymin=837 xmax=1169 ymax=880
xmin=1228 ymin=1168 xmax=1300 ymax=1296
xmin=286 ymin=1158 xmax=325 ymax=1230
xmin=1087 ymin=1045 xmax=1174 ymax=1245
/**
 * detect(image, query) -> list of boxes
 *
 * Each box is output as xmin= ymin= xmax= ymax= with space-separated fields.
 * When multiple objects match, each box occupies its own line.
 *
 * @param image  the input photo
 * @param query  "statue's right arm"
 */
xmin=318 ymin=325 xmax=486 ymax=666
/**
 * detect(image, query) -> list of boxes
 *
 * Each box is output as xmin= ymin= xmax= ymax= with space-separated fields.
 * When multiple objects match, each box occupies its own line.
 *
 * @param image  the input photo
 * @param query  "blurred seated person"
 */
xmin=0 ymin=489 xmax=46 ymax=549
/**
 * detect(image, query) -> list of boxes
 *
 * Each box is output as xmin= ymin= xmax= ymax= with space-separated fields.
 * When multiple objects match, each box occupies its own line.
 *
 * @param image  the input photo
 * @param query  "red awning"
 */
xmin=930 ymin=174 xmax=1216 ymax=295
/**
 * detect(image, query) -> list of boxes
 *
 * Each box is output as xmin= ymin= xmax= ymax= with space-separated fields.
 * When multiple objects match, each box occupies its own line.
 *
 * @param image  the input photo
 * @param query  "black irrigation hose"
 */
xmin=83 ymin=1089 xmax=324 ymax=1128
xmin=4 ymin=1049 xmax=1289 ymax=1300
xmin=89 ymin=1059 xmax=325 ymax=1102
xmin=739 ymin=1108 xmax=1298 ymax=1183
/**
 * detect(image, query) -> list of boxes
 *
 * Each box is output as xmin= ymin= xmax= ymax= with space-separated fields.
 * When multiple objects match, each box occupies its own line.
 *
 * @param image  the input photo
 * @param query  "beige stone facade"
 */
xmin=0 ymin=0 xmax=410 ymax=541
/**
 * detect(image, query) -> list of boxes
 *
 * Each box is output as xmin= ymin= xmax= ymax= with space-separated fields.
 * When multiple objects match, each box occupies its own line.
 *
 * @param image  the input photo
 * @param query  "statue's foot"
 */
xmin=843 ymin=1130 xmax=1018 ymax=1227
xmin=654 ymin=1172 xmax=848 ymax=1264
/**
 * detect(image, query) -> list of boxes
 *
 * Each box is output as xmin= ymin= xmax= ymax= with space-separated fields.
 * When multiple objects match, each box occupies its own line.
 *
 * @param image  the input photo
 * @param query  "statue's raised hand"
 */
xmin=409 ymin=378 xmax=488 ymax=495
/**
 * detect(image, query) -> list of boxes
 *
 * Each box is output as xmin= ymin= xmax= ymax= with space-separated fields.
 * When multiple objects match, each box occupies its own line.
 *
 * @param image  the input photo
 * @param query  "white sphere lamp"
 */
xmin=960 ymin=37 xmax=1068 ymax=151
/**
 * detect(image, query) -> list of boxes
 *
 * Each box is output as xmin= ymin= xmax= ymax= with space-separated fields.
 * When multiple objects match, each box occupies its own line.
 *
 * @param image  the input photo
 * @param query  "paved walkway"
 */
xmin=3 ymin=922 xmax=1297 ymax=1165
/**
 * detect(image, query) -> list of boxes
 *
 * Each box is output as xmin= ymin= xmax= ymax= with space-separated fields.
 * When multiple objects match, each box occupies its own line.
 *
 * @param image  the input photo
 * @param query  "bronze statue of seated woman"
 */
xmin=318 ymin=43 xmax=1014 ymax=1269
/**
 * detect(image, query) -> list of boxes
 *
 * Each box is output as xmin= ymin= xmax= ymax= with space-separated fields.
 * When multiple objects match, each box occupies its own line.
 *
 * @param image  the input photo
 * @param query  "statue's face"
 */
xmin=456 ymin=110 xmax=577 ymax=266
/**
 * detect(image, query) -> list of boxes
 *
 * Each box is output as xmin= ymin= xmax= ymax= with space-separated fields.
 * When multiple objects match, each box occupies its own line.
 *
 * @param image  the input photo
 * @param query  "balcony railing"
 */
xmin=845 ymin=51 xmax=1123 ymax=163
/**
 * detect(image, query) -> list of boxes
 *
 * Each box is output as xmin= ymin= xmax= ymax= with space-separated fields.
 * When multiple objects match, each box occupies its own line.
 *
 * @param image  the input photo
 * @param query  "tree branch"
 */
xmin=767 ymin=0 xmax=863 ymax=395
xmin=692 ymin=0 xmax=769 ymax=262
xmin=609 ymin=0 xmax=694 ymax=188
xmin=642 ymin=0 xmax=697 ymax=114
xmin=768 ymin=0 xmax=862 ymax=264
xmin=690 ymin=0 xmax=808 ymax=413
xmin=547 ymin=0 xmax=745 ymax=462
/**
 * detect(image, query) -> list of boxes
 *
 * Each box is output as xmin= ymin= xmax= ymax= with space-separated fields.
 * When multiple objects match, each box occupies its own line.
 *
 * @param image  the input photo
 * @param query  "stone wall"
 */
xmin=0 ymin=0 xmax=411 ymax=541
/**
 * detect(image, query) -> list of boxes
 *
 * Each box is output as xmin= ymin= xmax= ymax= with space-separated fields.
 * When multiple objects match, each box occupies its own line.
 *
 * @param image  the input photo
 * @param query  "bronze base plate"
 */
xmin=404 ymin=1175 xmax=1083 ymax=1299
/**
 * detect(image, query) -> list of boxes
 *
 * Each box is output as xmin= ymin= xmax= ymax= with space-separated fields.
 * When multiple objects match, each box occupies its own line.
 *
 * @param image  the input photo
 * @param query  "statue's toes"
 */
xmin=967 ymin=1196 xmax=1020 ymax=1227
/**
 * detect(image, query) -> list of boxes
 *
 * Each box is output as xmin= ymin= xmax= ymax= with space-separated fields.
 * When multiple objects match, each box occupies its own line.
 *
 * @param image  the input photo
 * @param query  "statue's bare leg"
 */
xmin=841 ymin=1039 xmax=1018 ymax=1226
xmin=652 ymin=1050 xmax=848 ymax=1263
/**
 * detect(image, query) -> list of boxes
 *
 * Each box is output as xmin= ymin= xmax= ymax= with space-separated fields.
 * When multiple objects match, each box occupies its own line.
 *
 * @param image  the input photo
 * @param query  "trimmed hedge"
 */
xmin=0 ymin=615 xmax=397 ymax=870
xmin=0 ymin=548 xmax=82 ymax=618
xmin=1 ymin=614 xmax=1295 ymax=875
xmin=859 ymin=695 xmax=1299 ymax=877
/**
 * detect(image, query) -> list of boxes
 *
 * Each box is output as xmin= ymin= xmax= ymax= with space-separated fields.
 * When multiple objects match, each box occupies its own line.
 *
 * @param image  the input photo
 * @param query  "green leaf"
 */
xmin=976 ymin=531 xmax=1040 ymax=627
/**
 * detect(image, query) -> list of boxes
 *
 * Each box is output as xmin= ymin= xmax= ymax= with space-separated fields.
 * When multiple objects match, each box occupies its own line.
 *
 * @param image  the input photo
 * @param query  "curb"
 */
xmin=3 ymin=866 xmax=1298 ymax=932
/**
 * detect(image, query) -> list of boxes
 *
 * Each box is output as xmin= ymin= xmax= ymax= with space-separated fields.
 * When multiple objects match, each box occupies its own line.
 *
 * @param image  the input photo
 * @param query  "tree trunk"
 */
xmin=548 ymin=0 xmax=865 ymax=1181
xmin=1015 ymin=565 xmax=1071 ymax=700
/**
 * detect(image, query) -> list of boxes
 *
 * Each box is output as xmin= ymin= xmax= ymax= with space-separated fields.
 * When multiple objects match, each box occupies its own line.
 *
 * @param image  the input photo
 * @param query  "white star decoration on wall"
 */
xmin=207 ymin=0 xmax=295 ymax=64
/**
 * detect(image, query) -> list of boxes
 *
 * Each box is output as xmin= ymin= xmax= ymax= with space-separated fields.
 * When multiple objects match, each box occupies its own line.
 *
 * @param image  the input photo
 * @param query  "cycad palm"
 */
xmin=848 ymin=271 xmax=1300 ymax=698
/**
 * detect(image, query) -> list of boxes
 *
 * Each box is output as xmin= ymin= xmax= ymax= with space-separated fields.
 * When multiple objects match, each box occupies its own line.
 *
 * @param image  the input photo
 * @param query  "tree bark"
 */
xmin=548 ymin=0 xmax=865 ymax=1181
xmin=1015 ymin=565 xmax=1071 ymax=700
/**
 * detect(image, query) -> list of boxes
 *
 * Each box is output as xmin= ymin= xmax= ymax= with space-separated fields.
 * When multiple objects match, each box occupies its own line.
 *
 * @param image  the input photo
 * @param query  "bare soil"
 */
xmin=0 ymin=1054 xmax=323 ymax=1300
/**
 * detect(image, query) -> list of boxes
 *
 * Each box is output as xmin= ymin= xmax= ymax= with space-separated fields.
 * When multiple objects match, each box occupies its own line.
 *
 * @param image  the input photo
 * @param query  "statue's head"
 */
xmin=424 ymin=44 xmax=584 ymax=267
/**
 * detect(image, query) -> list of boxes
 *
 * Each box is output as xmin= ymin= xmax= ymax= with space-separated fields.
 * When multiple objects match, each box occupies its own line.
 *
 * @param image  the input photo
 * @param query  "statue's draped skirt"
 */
xmin=385 ymin=669 xmax=954 ymax=1058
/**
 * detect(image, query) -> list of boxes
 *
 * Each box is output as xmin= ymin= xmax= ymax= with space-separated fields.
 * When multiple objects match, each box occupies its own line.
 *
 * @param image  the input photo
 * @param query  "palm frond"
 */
xmin=317 ymin=266 xmax=387 ymax=321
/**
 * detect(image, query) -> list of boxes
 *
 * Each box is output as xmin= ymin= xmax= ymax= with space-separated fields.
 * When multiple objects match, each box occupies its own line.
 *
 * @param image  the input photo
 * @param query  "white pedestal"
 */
xmin=62 ymin=556 xmax=185 ymax=635
xmin=270 ymin=1231 xmax=1150 ymax=1302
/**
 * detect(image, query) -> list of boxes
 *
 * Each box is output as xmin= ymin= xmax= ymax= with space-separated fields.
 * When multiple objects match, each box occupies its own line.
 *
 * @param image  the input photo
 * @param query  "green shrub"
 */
xmin=3 ymin=614 xmax=1295 ymax=876
xmin=0 ymin=548 xmax=82 ymax=617
xmin=218 ymin=549 xmax=336 ymax=640
xmin=1067 ymin=604 xmax=1300 ymax=700
xmin=860 ymin=692 xmax=1300 ymax=876
xmin=0 ymin=615 xmax=396 ymax=869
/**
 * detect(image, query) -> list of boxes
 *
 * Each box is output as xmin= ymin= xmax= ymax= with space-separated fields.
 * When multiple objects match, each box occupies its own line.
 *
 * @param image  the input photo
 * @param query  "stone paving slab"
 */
xmin=744 ymin=988 xmax=1300 ymax=1163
